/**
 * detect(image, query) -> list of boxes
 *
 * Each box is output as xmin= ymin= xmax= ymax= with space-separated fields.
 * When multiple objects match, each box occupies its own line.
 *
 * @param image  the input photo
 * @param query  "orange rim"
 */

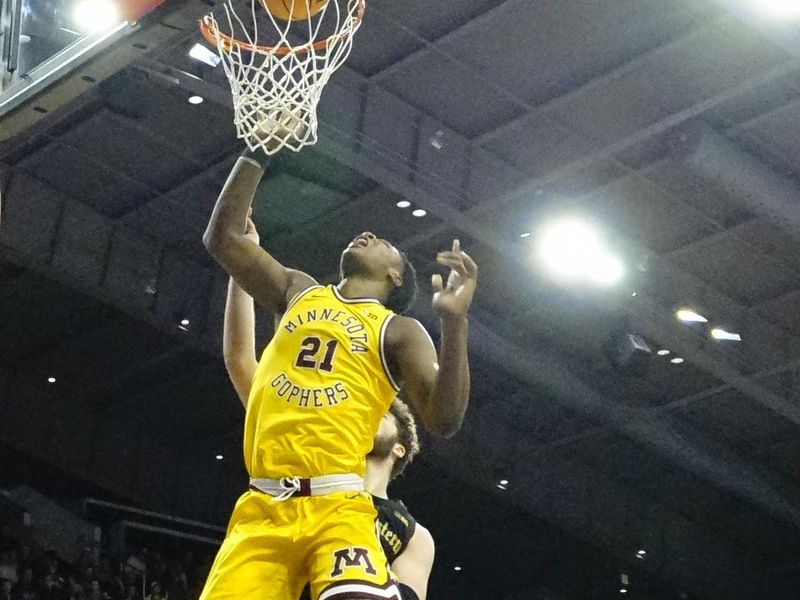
xmin=198 ymin=0 xmax=365 ymax=57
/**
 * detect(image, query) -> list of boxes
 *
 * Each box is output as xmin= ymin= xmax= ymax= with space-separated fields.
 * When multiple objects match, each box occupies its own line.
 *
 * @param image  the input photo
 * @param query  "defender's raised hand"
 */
xmin=244 ymin=214 xmax=260 ymax=245
xmin=432 ymin=239 xmax=478 ymax=321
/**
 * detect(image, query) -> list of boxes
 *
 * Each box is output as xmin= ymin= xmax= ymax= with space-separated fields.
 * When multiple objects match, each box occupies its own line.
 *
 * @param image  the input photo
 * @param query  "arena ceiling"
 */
xmin=4 ymin=0 xmax=800 ymax=598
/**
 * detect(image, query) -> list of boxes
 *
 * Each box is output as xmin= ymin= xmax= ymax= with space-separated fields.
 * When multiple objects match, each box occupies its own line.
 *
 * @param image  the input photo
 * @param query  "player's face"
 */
xmin=341 ymin=232 xmax=403 ymax=279
xmin=367 ymin=412 xmax=400 ymax=459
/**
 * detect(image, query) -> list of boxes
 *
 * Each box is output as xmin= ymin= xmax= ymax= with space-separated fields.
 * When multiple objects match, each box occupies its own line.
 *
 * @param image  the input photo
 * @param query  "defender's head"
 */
xmin=367 ymin=398 xmax=420 ymax=480
xmin=340 ymin=232 xmax=418 ymax=314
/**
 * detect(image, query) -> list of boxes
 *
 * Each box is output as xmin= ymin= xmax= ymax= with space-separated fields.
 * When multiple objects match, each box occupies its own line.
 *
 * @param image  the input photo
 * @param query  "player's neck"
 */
xmin=364 ymin=456 xmax=393 ymax=499
xmin=337 ymin=276 xmax=390 ymax=304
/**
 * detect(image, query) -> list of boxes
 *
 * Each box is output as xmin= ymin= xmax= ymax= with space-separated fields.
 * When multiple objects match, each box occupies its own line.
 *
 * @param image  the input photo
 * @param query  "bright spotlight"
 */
xmin=676 ymin=309 xmax=707 ymax=323
xmin=189 ymin=44 xmax=222 ymax=67
xmin=536 ymin=218 xmax=623 ymax=286
xmin=537 ymin=219 xmax=602 ymax=281
xmin=711 ymin=328 xmax=741 ymax=342
xmin=761 ymin=0 xmax=800 ymax=18
xmin=72 ymin=0 xmax=120 ymax=32
xmin=588 ymin=253 xmax=624 ymax=285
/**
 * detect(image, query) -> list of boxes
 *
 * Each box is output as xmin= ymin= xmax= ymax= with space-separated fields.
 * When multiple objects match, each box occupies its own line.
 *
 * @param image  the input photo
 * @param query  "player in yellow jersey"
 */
xmin=222 ymin=217 xmax=435 ymax=600
xmin=200 ymin=148 xmax=476 ymax=600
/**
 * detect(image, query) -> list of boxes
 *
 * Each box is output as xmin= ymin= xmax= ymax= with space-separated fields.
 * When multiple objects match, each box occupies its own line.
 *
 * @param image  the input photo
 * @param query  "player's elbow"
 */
xmin=427 ymin=414 xmax=463 ymax=439
xmin=203 ymin=224 xmax=225 ymax=255
xmin=203 ymin=223 xmax=239 ymax=262
xmin=203 ymin=225 xmax=221 ymax=255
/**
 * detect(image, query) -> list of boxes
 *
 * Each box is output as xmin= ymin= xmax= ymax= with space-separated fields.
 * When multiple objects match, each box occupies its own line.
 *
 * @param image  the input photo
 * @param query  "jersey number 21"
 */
xmin=295 ymin=337 xmax=339 ymax=373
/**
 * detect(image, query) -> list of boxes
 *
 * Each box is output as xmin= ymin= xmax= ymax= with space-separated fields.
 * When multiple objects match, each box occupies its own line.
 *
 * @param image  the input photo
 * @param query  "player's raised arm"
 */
xmin=387 ymin=240 xmax=476 ymax=439
xmin=392 ymin=525 xmax=435 ymax=600
xmin=203 ymin=151 xmax=316 ymax=313
xmin=222 ymin=217 xmax=261 ymax=407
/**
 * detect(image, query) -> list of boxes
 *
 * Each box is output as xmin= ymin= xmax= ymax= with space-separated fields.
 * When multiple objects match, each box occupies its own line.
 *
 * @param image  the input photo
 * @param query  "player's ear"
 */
xmin=392 ymin=443 xmax=406 ymax=460
xmin=388 ymin=267 xmax=403 ymax=289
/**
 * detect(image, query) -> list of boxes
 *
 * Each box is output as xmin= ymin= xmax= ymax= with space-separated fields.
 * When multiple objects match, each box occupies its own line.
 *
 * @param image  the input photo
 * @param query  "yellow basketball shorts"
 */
xmin=199 ymin=490 xmax=401 ymax=600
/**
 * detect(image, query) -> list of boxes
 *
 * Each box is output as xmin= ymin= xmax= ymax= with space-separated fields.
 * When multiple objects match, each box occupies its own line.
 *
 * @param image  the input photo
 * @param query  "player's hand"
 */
xmin=244 ymin=215 xmax=260 ymax=245
xmin=432 ymin=239 xmax=477 ymax=322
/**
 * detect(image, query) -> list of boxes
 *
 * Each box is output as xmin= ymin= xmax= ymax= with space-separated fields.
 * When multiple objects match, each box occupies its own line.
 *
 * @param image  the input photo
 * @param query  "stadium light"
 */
xmin=676 ymin=309 xmax=708 ymax=323
xmin=711 ymin=328 xmax=742 ymax=342
xmin=189 ymin=43 xmax=222 ymax=67
xmin=761 ymin=0 xmax=800 ymax=18
xmin=536 ymin=218 xmax=624 ymax=285
xmin=72 ymin=0 xmax=120 ymax=32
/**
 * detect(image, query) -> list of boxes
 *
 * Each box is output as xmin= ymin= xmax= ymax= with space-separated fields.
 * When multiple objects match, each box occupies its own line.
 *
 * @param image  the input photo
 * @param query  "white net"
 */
xmin=201 ymin=0 xmax=364 ymax=155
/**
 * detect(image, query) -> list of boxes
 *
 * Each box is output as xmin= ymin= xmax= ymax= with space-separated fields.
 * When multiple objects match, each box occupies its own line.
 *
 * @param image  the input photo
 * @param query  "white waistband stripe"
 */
xmin=249 ymin=474 xmax=364 ymax=502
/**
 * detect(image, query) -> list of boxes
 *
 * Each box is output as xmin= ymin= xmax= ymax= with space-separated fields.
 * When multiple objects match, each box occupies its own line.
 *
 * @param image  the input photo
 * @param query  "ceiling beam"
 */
xmin=472 ymin=16 xmax=730 ymax=145
xmin=368 ymin=0 xmax=525 ymax=88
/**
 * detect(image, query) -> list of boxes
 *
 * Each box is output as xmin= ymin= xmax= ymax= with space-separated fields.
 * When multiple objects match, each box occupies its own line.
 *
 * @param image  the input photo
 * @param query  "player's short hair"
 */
xmin=386 ymin=252 xmax=418 ymax=315
xmin=388 ymin=397 xmax=420 ymax=480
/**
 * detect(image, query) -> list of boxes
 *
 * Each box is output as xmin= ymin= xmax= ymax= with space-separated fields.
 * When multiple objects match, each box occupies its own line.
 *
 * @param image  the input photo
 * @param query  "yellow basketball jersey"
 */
xmin=244 ymin=285 xmax=399 ymax=478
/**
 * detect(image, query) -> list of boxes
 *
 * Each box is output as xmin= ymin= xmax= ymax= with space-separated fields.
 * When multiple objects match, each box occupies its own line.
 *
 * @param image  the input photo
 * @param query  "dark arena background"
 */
xmin=3 ymin=1 xmax=800 ymax=599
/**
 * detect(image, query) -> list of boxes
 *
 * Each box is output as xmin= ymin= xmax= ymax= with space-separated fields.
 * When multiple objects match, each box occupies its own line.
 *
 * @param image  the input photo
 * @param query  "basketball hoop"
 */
xmin=199 ymin=0 xmax=365 ymax=155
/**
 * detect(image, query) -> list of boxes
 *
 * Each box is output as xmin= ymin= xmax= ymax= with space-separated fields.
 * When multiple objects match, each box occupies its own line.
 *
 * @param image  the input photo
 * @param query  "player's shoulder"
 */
xmin=385 ymin=314 xmax=430 ymax=346
xmin=284 ymin=270 xmax=321 ymax=308
xmin=287 ymin=269 xmax=318 ymax=291
xmin=409 ymin=522 xmax=435 ymax=553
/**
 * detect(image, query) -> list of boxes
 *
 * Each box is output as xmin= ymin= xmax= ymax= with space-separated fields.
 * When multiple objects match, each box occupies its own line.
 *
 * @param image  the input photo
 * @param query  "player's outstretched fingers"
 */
xmin=432 ymin=273 xmax=444 ymax=294
xmin=461 ymin=251 xmax=477 ymax=276
xmin=436 ymin=253 xmax=468 ymax=278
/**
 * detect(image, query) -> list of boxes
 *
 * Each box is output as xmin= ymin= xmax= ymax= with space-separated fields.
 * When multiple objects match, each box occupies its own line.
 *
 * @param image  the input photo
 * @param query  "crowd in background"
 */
xmin=0 ymin=529 xmax=212 ymax=600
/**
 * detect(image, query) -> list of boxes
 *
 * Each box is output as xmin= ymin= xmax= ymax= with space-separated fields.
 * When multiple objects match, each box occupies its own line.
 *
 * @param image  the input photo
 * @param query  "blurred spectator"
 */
xmin=11 ymin=567 xmax=37 ymax=600
xmin=165 ymin=566 xmax=187 ymax=600
xmin=65 ymin=576 xmax=84 ymax=600
xmin=143 ymin=582 xmax=163 ymax=600
xmin=39 ymin=561 xmax=63 ymax=600
xmin=86 ymin=580 xmax=106 ymax=600
xmin=0 ymin=531 xmax=215 ymax=600
xmin=105 ymin=571 xmax=124 ymax=600
xmin=0 ymin=548 xmax=18 ymax=583
xmin=95 ymin=559 xmax=111 ymax=588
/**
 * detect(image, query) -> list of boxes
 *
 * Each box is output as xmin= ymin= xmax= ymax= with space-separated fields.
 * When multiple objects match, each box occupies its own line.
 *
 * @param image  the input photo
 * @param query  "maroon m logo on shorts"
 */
xmin=330 ymin=547 xmax=377 ymax=578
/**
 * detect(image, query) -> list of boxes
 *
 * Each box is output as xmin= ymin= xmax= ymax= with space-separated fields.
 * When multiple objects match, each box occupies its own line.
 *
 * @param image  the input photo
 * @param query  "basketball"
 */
xmin=260 ymin=0 xmax=329 ymax=21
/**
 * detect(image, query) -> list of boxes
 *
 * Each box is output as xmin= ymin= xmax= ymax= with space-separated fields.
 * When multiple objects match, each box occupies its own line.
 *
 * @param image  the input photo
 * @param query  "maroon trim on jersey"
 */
xmin=318 ymin=579 xmax=402 ymax=600
xmin=379 ymin=314 xmax=400 ymax=392
xmin=286 ymin=284 xmax=324 ymax=312
xmin=331 ymin=285 xmax=384 ymax=306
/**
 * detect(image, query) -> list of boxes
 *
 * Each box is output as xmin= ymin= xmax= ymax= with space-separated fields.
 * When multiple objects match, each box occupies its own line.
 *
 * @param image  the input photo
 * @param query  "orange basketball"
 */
xmin=260 ymin=0 xmax=329 ymax=21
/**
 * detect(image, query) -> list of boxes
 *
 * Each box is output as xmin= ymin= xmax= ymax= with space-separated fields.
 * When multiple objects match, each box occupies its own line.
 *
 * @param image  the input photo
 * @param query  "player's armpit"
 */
xmin=391 ymin=525 xmax=434 ymax=600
